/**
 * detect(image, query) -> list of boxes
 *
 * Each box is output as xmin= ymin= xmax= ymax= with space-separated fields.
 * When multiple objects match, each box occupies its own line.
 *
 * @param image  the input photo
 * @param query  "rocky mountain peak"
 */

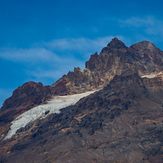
xmin=129 ymin=41 xmax=159 ymax=57
xmin=1 ymin=38 xmax=163 ymax=162
xmin=130 ymin=40 xmax=155 ymax=50
xmin=107 ymin=37 xmax=127 ymax=49
xmin=129 ymin=40 xmax=163 ymax=72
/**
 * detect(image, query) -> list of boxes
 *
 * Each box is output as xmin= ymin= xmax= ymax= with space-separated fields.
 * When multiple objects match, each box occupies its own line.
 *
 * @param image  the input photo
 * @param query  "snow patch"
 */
xmin=141 ymin=72 xmax=163 ymax=79
xmin=141 ymin=74 xmax=157 ymax=78
xmin=4 ymin=91 xmax=95 ymax=140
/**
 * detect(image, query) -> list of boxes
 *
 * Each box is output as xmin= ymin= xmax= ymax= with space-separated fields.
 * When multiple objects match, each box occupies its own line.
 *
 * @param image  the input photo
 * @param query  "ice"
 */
xmin=4 ymin=91 xmax=95 ymax=140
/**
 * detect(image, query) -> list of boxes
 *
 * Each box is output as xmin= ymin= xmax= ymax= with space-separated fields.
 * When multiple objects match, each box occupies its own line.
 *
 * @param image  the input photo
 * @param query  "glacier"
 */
xmin=4 ymin=91 xmax=96 ymax=140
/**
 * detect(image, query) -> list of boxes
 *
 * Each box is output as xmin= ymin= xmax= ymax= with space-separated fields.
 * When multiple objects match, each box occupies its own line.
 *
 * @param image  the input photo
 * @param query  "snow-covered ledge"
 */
xmin=141 ymin=72 xmax=163 ymax=79
xmin=4 ymin=91 xmax=96 ymax=140
xmin=141 ymin=74 xmax=157 ymax=78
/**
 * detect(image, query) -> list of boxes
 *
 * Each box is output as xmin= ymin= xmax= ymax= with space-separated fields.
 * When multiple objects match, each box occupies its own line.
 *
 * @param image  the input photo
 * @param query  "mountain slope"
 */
xmin=0 ymin=38 xmax=163 ymax=163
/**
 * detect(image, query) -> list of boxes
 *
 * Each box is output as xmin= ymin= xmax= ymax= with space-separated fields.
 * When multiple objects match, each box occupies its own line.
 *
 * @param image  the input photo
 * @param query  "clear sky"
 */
xmin=1 ymin=0 xmax=163 ymax=107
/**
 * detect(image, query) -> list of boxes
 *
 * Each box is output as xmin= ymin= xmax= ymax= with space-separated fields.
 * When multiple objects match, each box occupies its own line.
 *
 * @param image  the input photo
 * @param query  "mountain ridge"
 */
xmin=1 ymin=38 xmax=163 ymax=162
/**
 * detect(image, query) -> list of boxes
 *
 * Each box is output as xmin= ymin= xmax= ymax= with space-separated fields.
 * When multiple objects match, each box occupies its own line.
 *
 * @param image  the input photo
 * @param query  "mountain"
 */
xmin=1 ymin=38 xmax=163 ymax=163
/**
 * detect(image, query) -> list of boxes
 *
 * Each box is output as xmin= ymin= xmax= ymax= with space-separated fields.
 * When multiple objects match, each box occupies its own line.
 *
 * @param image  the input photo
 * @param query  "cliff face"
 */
xmin=1 ymin=38 xmax=163 ymax=163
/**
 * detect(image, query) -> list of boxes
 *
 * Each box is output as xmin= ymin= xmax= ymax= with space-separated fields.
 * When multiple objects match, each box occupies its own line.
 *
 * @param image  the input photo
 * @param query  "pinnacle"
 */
xmin=107 ymin=37 xmax=127 ymax=49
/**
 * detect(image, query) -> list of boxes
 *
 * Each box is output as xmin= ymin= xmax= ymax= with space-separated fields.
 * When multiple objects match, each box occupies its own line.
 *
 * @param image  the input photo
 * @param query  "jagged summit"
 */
xmin=101 ymin=37 xmax=127 ymax=54
xmin=1 ymin=38 xmax=163 ymax=111
xmin=107 ymin=37 xmax=127 ymax=49
xmin=1 ymin=38 xmax=163 ymax=163
xmin=1 ymin=38 xmax=163 ymax=117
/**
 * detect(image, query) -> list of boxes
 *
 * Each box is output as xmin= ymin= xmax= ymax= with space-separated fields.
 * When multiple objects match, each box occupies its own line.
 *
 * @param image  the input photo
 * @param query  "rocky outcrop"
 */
xmin=129 ymin=41 xmax=163 ymax=74
xmin=0 ymin=82 xmax=52 ymax=139
xmin=0 ymin=82 xmax=51 ymax=122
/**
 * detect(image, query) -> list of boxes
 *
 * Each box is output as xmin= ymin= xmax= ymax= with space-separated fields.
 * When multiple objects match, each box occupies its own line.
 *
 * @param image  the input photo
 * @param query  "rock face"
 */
xmin=0 ymin=82 xmax=52 ymax=138
xmin=0 ymin=38 xmax=163 ymax=163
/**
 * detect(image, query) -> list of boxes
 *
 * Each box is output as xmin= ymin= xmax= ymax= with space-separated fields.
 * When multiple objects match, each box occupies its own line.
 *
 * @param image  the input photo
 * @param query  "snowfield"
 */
xmin=4 ymin=91 xmax=96 ymax=140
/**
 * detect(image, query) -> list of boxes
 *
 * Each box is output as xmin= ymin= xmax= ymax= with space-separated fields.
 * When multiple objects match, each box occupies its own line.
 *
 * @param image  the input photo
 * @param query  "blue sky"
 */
xmin=1 ymin=0 xmax=163 ymax=107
